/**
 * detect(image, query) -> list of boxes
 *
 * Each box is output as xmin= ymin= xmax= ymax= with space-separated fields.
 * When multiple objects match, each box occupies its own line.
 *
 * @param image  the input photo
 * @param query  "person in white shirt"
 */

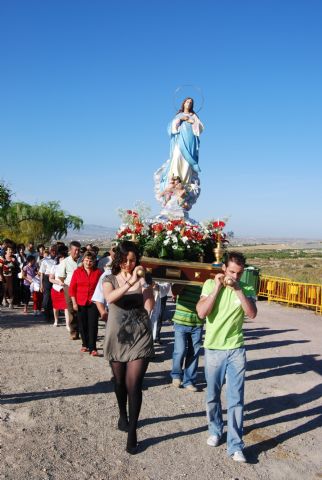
xmin=91 ymin=248 xmax=115 ymax=321
xmin=149 ymin=280 xmax=171 ymax=343
xmin=39 ymin=245 xmax=57 ymax=321
xmin=97 ymin=247 xmax=115 ymax=272
xmin=57 ymin=241 xmax=81 ymax=339
xmin=49 ymin=252 xmax=69 ymax=328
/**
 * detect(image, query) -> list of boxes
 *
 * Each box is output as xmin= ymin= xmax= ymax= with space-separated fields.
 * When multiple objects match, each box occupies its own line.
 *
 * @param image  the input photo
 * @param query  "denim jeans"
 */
xmin=171 ymin=323 xmax=203 ymax=387
xmin=205 ymin=347 xmax=246 ymax=456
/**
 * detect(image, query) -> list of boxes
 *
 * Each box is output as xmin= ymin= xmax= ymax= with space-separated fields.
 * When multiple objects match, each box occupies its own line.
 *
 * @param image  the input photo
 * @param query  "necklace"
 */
xmin=121 ymin=272 xmax=131 ymax=284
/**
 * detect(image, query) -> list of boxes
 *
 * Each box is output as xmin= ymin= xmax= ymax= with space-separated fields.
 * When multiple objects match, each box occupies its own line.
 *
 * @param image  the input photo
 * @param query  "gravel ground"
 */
xmin=1 ymin=301 xmax=322 ymax=480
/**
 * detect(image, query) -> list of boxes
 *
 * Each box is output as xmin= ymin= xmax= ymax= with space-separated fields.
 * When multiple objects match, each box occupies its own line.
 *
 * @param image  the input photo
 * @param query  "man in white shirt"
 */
xmin=91 ymin=248 xmax=115 ymax=321
xmin=57 ymin=241 xmax=81 ymax=340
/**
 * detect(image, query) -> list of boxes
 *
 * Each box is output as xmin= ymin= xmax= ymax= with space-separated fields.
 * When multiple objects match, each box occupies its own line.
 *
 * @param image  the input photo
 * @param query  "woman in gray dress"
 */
xmin=103 ymin=241 xmax=154 ymax=454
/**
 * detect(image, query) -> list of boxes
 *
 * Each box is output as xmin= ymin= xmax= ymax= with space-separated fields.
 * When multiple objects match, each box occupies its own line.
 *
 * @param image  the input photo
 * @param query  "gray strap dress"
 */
xmin=103 ymin=274 xmax=154 ymax=362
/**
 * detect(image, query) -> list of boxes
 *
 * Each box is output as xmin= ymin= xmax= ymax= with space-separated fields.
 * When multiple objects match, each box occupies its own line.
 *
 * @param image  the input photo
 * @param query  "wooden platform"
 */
xmin=140 ymin=256 xmax=222 ymax=286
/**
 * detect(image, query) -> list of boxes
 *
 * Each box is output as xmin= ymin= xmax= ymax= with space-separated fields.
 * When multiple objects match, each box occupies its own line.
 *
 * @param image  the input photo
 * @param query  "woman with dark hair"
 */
xmin=21 ymin=255 xmax=37 ymax=314
xmin=69 ymin=251 xmax=101 ymax=355
xmin=49 ymin=251 xmax=69 ymax=328
xmin=0 ymin=246 xmax=19 ymax=309
xmin=16 ymin=243 xmax=27 ymax=304
xmin=103 ymin=240 xmax=154 ymax=454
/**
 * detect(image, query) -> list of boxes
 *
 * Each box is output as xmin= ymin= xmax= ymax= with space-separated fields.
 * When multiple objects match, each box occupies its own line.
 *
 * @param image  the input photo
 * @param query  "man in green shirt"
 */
xmin=196 ymin=251 xmax=257 ymax=463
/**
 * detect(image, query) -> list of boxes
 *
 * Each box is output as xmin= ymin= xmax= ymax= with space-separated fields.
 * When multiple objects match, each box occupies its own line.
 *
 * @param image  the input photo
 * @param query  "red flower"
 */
xmin=212 ymin=220 xmax=225 ymax=229
xmin=152 ymin=223 xmax=164 ymax=233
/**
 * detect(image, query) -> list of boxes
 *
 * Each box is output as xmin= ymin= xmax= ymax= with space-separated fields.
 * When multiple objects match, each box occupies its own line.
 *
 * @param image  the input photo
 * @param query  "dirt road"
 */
xmin=1 ymin=301 xmax=321 ymax=480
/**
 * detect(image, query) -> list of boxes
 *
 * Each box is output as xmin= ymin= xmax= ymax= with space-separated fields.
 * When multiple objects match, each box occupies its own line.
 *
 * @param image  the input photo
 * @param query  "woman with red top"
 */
xmin=69 ymin=251 xmax=101 ymax=356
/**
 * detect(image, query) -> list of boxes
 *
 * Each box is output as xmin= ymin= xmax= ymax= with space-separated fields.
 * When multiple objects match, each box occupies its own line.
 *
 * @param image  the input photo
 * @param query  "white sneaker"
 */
xmin=172 ymin=379 xmax=182 ymax=388
xmin=184 ymin=384 xmax=198 ymax=392
xmin=232 ymin=451 xmax=247 ymax=463
xmin=53 ymin=323 xmax=58 ymax=327
xmin=207 ymin=435 xmax=220 ymax=447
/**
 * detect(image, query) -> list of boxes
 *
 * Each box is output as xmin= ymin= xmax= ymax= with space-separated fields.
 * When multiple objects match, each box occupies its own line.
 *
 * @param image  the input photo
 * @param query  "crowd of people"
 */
xmin=0 ymin=238 xmax=257 ymax=462
xmin=0 ymin=239 xmax=117 ymax=353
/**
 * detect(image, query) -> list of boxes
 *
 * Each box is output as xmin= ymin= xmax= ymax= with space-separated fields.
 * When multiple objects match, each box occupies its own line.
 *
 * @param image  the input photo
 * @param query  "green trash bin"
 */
xmin=241 ymin=266 xmax=260 ymax=294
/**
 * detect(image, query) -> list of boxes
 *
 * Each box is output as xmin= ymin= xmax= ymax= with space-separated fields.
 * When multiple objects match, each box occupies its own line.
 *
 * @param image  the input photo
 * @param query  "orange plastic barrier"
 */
xmin=259 ymin=275 xmax=322 ymax=314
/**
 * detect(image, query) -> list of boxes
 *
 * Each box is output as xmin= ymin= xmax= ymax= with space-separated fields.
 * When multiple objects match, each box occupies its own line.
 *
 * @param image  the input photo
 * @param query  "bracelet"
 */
xmin=126 ymin=280 xmax=133 ymax=287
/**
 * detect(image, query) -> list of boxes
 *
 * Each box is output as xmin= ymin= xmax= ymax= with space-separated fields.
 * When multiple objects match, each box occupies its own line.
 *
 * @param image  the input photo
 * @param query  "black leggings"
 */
xmin=77 ymin=303 xmax=99 ymax=351
xmin=22 ymin=284 xmax=31 ymax=306
xmin=111 ymin=359 xmax=149 ymax=449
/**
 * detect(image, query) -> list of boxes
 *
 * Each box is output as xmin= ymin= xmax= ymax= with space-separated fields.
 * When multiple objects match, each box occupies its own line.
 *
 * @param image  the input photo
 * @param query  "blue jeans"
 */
xmin=171 ymin=323 xmax=203 ymax=387
xmin=205 ymin=347 xmax=246 ymax=456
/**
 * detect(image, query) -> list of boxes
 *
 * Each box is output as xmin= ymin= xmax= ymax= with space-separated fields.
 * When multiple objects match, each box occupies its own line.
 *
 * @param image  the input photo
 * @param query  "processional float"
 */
xmin=115 ymin=87 xmax=228 ymax=286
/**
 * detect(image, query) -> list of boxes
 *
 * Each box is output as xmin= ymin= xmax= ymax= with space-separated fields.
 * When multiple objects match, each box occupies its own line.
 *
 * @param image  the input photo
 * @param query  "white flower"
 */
xmin=190 ymin=182 xmax=199 ymax=193
xmin=182 ymin=236 xmax=189 ymax=244
xmin=171 ymin=236 xmax=178 ymax=243
xmin=164 ymin=238 xmax=170 ymax=246
xmin=172 ymin=245 xmax=178 ymax=250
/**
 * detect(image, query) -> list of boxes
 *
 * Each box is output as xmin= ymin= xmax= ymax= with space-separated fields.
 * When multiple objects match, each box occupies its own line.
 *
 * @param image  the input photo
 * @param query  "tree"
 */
xmin=0 ymin=200 xmax=83 ymax=244
xmin=0 ymin=180 xmax=12 ymax=210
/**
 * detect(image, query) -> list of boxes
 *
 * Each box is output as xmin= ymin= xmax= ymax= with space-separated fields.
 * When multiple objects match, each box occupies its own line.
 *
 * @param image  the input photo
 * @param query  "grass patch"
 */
xmin=239 ymin=248 xmax=322 ymax=284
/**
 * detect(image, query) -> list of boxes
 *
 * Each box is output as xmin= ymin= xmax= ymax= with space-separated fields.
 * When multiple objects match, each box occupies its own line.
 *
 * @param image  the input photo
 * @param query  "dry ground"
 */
xmin=1 ymin=301 xmax=322 ymax=480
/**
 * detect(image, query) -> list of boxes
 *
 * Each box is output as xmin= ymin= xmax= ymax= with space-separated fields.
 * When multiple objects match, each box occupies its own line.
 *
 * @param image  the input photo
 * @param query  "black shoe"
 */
xmin=126 ymin=443 xmax=139 ymax=455
xmin=118 ymin=417 xmax=129 ymax=432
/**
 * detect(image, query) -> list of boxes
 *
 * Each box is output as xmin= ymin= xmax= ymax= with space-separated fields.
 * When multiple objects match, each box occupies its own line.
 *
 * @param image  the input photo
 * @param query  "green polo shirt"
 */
xmin=172 ymin=285 xmax=204 ymax=327
xmin=201 ymin=279 xmax=256 ymax=350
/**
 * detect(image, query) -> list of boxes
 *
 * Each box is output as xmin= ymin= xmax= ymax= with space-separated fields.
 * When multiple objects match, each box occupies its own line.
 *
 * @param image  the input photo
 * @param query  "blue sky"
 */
xmin=1 ymin=0 xmax=321 ymax=237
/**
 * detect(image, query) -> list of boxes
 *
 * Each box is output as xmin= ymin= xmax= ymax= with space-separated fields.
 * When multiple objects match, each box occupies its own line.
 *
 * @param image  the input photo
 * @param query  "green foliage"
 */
xmin=0 ymin=181 xmax=12 ymax=210
xmin=143 ymin=236 xmax=165 ymax=258
xmin=246 ymin=249 xmax=322 ymax=260
xmin=0 ymin=200 xmax=83 ymax=244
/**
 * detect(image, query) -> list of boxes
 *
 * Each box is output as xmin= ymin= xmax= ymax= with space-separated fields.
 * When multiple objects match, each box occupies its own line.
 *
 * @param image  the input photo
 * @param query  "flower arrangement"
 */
xmin=116 ymin=202 xmax=151 ymax=246
xmin=115 ymin=207 xmax=231 ymax=262
xmin=146 ymin=219 xmax=205 ymax=260
xmin=202 ymin=219 xmax=230 ymax=245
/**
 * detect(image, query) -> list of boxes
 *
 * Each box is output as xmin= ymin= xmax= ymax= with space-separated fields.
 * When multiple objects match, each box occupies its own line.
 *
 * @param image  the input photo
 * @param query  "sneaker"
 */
xmin=53 ymin=323 xmax=58 ymax=327
xmin=232 ymin=451 xmax=247 ymax=463
xmin=80 ymin=347 xmax=89 ymax=352
xmin=90 ymin=350 xmax=99 ymax=357
xmin=184 ymin=384 xmax=198 ymax=392
xmin=207 ymin=435 xmax=220 ymax=447
xmin=172 ymin=379 xmax=182 ymax=388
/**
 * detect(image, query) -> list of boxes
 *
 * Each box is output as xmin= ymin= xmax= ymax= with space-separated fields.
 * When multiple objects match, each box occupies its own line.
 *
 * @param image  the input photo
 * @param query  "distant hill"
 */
xmin=231 ymin=236 xmax=322 ymax=249
xmin=64 ymin=225 xmax=321 ymax=249
xmin=66 ymin=224 xmax=117 ymax=242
